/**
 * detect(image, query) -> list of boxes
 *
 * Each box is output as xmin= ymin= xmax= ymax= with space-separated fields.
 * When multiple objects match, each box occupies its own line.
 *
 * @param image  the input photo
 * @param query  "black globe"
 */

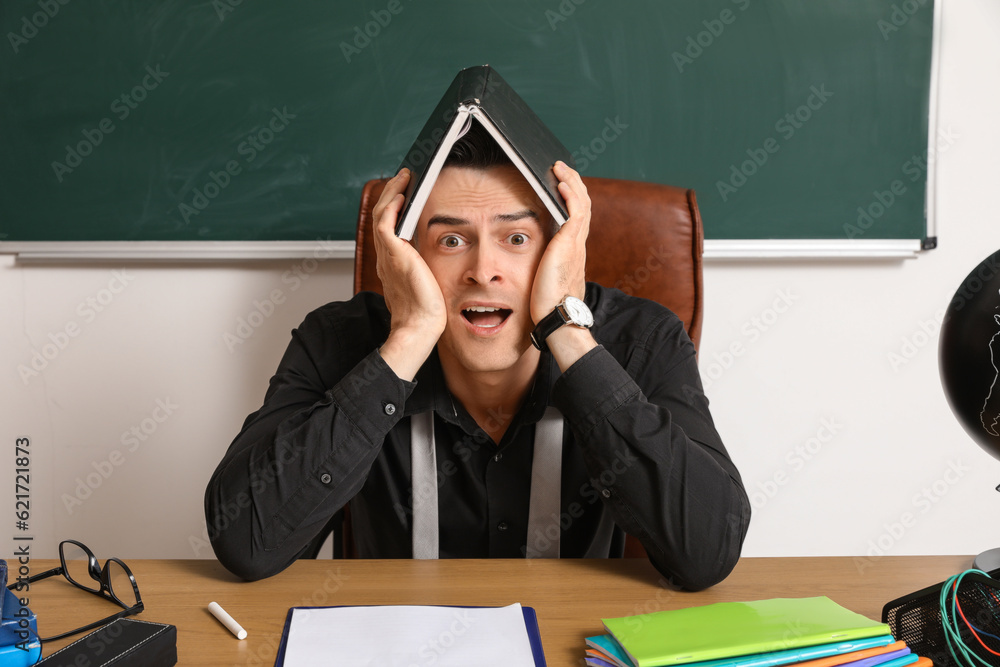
xmin=939 ymin=249 xmax=1000 ymax=460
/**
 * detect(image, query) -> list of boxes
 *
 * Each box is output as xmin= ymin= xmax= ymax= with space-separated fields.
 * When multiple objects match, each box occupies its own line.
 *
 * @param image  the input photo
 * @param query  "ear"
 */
xmin=994 ymin=314 xmax=1000 ymax=326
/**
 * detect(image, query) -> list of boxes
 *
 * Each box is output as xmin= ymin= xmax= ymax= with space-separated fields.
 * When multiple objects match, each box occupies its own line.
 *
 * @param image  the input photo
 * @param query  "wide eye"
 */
xmin=508 ymin=233 xmax=527 ymax=246
xmin=441 ymin=235 xmax=467 ymax=248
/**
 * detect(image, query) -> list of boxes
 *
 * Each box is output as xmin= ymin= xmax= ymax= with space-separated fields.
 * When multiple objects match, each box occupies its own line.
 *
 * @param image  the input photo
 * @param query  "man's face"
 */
xmin=415 ymin=165 xmax=553 ymax=376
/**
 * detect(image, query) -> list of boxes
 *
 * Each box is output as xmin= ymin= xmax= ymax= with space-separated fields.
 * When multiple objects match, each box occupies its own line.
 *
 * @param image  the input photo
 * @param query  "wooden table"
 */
xmin=23 ymin=555 xmax=972 ymax=666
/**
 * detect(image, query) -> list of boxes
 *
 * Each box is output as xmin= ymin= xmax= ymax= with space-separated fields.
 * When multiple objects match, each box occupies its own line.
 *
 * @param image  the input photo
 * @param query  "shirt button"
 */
xmin=497 ymin=522 xmax=508 ymax=532
xmin=384 ymin=403 xmax=396 ymax=416
xmin=601 ymin=489 xmax=611 ymax=498
xmin=493 ymin=453 xmax=502 ymax=462
xmin=320 ymin=473 xmax=332 ymax=484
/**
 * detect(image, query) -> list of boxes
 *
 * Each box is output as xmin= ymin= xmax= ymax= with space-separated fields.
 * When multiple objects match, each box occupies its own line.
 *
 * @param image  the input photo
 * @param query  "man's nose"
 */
xmin=464 ymin=243 xmax=502 ymax=285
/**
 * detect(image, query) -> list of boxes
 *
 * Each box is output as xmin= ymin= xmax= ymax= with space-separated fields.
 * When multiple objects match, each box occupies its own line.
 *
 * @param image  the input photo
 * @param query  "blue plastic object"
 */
xmin=0 ymin=587 xmax=41 ymax=666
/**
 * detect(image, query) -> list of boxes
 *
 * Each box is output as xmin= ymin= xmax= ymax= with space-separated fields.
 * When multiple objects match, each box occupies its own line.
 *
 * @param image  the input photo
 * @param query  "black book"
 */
xmin=395 ymin=65 xmax=575 ymax=240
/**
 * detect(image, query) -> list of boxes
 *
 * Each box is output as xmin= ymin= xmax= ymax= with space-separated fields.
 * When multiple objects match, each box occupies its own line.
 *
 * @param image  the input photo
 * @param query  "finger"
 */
xmin=376 ymin=193 xmax=405 ymax=239
xmin=555 ymin=172 xmax=591 ymax=240
xmin=372 ymin=170 xmax=411 ymax=257
xmin=554 ymin=160 xmax=584 ymax=187
xmin=373 ymin=195 xmax=407 ymax=267
xmin=554 ymin=162 xmax=590 ymax=215
xmin=372 ymin=169 xmax=411 ymax=236
xmin=372 ymin=169 xmax=409 ymax=227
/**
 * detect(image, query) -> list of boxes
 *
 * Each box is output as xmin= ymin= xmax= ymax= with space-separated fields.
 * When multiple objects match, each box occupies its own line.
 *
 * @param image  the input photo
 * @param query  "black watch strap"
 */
xmin=530 ymin=297 xmax=593 ymax=352
xmin=530 ymin=308 xmax=568 ymax=352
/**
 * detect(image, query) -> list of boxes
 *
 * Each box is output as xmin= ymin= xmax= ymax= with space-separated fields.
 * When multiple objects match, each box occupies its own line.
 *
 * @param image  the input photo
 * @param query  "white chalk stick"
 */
xmin=208 ymin=601 xmax=247 ymax=640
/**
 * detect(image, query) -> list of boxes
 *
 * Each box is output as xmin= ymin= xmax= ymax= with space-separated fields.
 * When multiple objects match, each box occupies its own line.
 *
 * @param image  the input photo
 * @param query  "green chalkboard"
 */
xmin=0 ymin=0 xmax=934 ymax=243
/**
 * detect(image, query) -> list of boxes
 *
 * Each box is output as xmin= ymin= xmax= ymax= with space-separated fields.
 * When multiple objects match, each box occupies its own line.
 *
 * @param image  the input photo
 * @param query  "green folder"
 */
xmin=602 ymin=597 xmax=892 ymax=667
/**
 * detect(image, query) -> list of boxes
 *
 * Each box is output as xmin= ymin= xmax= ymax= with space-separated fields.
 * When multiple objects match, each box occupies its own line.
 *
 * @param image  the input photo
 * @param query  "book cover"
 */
xmin=30 ymin=619 xmax=175 ymax=667
xmin=395 ymin=65 xmax=574 ymax=240
xmin=602 ymin=597 xmax=892 ymax=667
xmin=586 ymin=634 xmax=636 ymax=667
xmin=584 ymin=634 xmax=899 ymax=667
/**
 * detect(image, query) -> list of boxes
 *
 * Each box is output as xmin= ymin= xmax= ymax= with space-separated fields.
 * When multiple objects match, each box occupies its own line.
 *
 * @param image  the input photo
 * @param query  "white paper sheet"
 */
xmin=282 ymin=603 xmax=537 ymax=666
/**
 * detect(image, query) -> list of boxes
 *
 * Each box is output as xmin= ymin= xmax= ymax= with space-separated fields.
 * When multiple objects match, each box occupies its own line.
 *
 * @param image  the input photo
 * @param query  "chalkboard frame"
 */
xmin=0 ymin=0 xmax=941 ymax=260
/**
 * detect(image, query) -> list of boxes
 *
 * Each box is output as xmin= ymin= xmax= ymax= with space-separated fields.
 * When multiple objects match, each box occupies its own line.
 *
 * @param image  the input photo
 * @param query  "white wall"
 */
xmin=714 ymin=0 xmax=1000 ymax=559
xmin=2 ymin=0 xmax=997 ymax=561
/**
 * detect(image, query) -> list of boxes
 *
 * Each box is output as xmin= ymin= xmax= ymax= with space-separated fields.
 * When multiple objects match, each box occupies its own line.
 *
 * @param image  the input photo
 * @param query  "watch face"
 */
xmin=563 ymin=296 xmax=594 ymax=327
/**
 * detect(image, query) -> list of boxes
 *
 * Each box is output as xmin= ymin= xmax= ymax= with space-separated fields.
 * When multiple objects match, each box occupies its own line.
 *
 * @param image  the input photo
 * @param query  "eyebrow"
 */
xmin=495 ymin=209 xmax=539 ymax=223
xmin=426 ymin=209 xmax=539 ymax=228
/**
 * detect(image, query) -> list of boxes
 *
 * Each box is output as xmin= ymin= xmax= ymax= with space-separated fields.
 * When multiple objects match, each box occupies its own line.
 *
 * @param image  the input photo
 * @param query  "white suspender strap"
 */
xmin=410 ymin=411 xmax=439 ymax=559
xmin=410 ymin=408 xmax=565 ymax=560
xmin=525 ymin=406 xmax=564 ymax=558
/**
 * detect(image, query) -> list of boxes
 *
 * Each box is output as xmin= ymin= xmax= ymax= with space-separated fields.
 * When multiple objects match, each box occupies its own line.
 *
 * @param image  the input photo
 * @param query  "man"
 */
xmin=204 ymin=125 xmax=750 ymax=590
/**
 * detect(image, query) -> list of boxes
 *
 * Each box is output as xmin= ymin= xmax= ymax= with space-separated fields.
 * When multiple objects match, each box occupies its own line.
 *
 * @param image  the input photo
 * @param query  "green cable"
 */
xmin=939 ymin=569 xmax=994 ymax=667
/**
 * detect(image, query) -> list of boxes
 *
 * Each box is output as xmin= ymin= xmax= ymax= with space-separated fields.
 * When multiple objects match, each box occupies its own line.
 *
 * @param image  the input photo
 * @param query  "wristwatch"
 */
xmin=530 ymin=296 xmax=594 ymax=351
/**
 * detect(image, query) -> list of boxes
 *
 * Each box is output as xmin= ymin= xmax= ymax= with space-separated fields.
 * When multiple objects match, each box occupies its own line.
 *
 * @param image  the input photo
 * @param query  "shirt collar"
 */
xmin=403 ymin=347 xmax=558 ymax=430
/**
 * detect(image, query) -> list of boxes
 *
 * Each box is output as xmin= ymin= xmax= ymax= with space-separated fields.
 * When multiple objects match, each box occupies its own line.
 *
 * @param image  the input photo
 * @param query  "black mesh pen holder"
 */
xmin=882 ymin=569 xmax=1000 ymax=667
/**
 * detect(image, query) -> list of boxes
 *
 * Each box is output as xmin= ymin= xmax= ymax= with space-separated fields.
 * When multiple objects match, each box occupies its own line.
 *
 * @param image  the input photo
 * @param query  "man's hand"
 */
xmin=530 ymin=161 xmax=598 ymax=370
xmin=372 ymin=169 xmax=446 ymax=381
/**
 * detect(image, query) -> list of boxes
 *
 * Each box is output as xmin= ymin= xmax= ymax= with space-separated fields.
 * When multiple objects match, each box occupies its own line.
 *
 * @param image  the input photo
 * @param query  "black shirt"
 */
xmin=204 ymin=283 xmax=750 ymax=590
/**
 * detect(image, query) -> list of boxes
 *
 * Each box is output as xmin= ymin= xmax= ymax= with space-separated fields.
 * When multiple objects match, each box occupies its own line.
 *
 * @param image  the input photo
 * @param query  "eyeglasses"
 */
xmin=6 ymin=540 xmax=144 ymax=642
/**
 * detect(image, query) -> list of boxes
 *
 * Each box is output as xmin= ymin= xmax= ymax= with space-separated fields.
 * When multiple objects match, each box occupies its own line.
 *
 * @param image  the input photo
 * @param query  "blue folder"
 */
xmin=587 ymin=656 xmax=620 ymax=667
xmin=586 ymin=634 xmax=897 ymax=667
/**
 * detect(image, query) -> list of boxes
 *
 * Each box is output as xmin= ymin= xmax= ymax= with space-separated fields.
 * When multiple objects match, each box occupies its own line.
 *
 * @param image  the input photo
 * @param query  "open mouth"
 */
xmin=461 ymin=305 xmax=512 ymax=330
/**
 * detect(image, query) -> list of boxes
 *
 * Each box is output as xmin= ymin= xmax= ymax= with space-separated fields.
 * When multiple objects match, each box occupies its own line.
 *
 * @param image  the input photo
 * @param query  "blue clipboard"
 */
xmin=273 ymin=604 xmax=546 ymax=666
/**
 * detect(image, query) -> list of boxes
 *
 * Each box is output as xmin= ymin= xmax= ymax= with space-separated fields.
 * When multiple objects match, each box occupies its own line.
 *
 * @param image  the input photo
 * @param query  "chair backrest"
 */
xmin=350 ymin=175 xmax=705 ymax=559
xmin=354 ymin=176 xmax=705 ymax=349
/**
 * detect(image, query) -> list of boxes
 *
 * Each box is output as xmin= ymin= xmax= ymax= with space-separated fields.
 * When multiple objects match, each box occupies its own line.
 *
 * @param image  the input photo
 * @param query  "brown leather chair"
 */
xmin=348 ymin=175 xmax=705 ymax=559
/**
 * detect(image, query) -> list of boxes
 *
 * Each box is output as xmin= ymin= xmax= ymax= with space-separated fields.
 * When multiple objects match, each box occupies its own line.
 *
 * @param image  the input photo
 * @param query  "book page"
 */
xmin=282 ymin=603 xmax=537 ymax=666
